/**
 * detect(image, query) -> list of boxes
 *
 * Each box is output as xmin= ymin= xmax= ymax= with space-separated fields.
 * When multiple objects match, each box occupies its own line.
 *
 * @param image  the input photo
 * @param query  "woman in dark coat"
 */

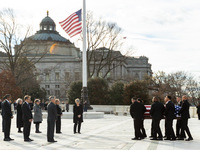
xmin=33 ymin=99 xmax=43 ymax=133
xmin=197 ymin=104 xmax=200 ymax=120
xmin=56 ymin=99 xmax=62 ymax=133
xmin=73 ymin=98 xmax=83 ymax=134
xmin=16 ymin=98 xmax=23 ymax=133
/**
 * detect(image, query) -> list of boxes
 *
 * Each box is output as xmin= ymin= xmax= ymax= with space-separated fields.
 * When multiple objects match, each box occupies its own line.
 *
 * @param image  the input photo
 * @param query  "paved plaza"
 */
xmin=0 ymin=115 xmax=199 ymax=150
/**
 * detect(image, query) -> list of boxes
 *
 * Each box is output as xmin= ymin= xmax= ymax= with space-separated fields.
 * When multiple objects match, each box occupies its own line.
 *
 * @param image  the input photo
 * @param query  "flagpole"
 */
xmin=82 ymin=0 xmax=87 ymax=88
xmin=81 ymin=0 xmax=92 ymax=110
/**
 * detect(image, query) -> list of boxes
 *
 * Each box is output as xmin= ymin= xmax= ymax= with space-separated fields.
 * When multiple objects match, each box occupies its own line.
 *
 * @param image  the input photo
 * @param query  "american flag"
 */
xmin=59 ymin=9 xmax=82 ymax=38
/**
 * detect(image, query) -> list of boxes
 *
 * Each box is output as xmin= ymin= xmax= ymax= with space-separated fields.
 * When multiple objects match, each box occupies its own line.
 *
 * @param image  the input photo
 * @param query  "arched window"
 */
xmin=44 ymin=25 xmax=47 ymax=30
xmin=49 ymin=26 xmax=53 ymax=30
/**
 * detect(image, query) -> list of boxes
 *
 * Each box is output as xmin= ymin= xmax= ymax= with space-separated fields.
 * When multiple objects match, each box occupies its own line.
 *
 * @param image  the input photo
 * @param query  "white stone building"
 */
xmin=0 ymin=13 xmax=152 ymax=101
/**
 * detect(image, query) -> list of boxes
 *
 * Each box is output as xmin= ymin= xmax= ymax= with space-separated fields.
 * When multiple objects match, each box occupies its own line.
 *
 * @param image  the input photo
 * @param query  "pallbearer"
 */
xmin=178 ymin=95 xmax=193 ymax=141
xmin=130 ymin=97 xmax=146 ymax=140
xmin=164 ymin=96 xmax=176 ymax=141
xmin=150 ymin=97 xmax=165 ymax=140
xmin=137 ymin=98 xmax=147 ymax=138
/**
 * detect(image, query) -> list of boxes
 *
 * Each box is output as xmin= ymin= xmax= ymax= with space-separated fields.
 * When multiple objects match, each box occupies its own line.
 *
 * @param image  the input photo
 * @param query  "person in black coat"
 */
xmin=66 ymin=101 xmax=69 ymax=112
xmin=73 ymin=98 xmax=83 ymax=134
xmin=0 ymin=99 xmax=2 ymax=110
xmin=137 ymin=98 xmax=147 ymax=138
xmin=56 ymin=99 xmax=62 ymax=133
xmin=2 ymin=94 xmax=14 ymax=141
xmin=175 ymin=97 xmax=186 ymax=138
xmin=1 ymin=99 xmax=4 ymax=132
xmin=130 ymin=97 xmax=146 ymax=140
xmin=16 ymin=98 xmax=23 ymax=133
xmin=197 ymin=104 xmax=200 ymax=120
xmin=178 ymin=95 xmax=193 ymax=141
xmin=164 ymin=96 xmax=176 ymax=141
xmin=22 ymin=95 xmax=33 ymax=142
xmin=150 ymin=96 xmax=165 ymax=140
xmin=47 ymin=96 xmax=57 ymax=142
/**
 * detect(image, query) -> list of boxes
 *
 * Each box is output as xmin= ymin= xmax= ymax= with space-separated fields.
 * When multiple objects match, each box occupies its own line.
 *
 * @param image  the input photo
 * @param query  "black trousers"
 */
xmin=133 ymin=119 xmax=143 ymax=138
xmin=140 ymin=119 xmax=147 ymax=137
xmin=198 ymin=113 xmax=200 ymax=120
xmin=35 ymin=122 xmax=40 ymax=132
xmin=4 ymin=118 xmax=11 ymax=139
xmin=150 ymin=121 xmax=153 ymax=137
xmin=152 ymin=119 xmax=162 ymax=138
xmin=165 ymin=119 xmax=176 ymax=139
xmin=47 ymin=121 xmax=55 ymax=141
xmin=2 ymin=116 xmax=4 ymax=132
xmin=181 ymin=119 xmax=192 ymax=138
xmin=56 ymin=116 xmax=61 ymax=133
xmin=23 ymin=120 xmax=31 ymax=140
xmin=176 ymin=119 xmax=186 ymax=138
xmin=74 ymin=121 xmax=81 ymax=133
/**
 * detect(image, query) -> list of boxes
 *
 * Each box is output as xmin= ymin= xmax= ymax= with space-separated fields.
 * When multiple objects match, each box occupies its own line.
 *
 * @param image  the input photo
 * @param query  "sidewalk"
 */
xmin=0 ymin=115 xmax=199 ymax=150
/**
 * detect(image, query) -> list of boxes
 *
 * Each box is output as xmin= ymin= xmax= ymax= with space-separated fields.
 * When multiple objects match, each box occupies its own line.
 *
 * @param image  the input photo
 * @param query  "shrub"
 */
xmin=124 ymin=80 xmax=149 ymax=105
xmin=109 ymin=82 xmax=124 ymax=105
xmin=88 ymin=78 xmax=109 ymax=105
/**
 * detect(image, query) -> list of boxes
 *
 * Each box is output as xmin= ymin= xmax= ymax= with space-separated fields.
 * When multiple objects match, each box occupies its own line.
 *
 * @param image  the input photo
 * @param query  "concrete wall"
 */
xmin=89 ymin=105 xmax=198 ymax=118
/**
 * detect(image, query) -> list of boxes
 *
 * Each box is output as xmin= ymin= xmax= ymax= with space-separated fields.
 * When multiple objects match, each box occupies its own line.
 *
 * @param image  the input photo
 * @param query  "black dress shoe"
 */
xmin=157 ymin=138 xmax=163 ymax=141
xmin=164 ymin=138 xmax=170 ymax=140
xmin=29 ymin=138 xmax=34 ymax=141
xmin=8 ymin=138 xmax=14 ymax=141
xmin=177 ymin=138 xmax=184 ymax=140
xmin=74 ymin=132 xmax=77 ymax=134
xmin=36 ymin=131 xmax=42 ymax=133
xmin=170 ymin=138 xmax=176 ymax=141
xmin=24 ymin=139 xmax=31 ymax=142
xmin=4 ymin=138 xmax=10 ymax=141
xmin=150 ymin=138 xmax=157 ymax=140
xmin=18 ymin=131 xmax=23 ymax=133
xmin=48 ymin=140 xmax=57 ymax=143
xmin=78 ymin=132 xmax=81 ymax=134
xmin=131 ymin=137 xmax=141 ymax=140
xmin=185 ymin=137 xmax=193 ymax=141
xmin=56 ymin=132 xmax=62 ymax=134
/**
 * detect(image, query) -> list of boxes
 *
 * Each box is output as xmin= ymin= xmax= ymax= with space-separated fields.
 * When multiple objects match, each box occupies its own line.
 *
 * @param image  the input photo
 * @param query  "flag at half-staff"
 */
xmin=59 ymin=9 xmax=82 ymax=38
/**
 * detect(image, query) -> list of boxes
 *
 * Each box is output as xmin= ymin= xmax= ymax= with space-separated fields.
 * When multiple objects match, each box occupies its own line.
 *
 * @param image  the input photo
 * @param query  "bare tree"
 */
xmin=79 ymin=12 xmax=132 ymax=79
xmin=0 ymin=8 xmax=48 ymax=87
xmin=148 ymin=71 xmax=200 ymax=104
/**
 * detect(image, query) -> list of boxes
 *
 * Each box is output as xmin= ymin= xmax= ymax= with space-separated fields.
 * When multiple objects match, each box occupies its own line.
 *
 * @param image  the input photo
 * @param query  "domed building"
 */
xmin=13 ymin=12 xmax=152 ymax=101
xmin=23 ymin=12 xmax=82 ymax=100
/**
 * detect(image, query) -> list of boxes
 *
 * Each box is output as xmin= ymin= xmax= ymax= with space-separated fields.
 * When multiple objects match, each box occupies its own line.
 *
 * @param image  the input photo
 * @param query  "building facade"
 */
xmin=0 ymin=13 xmax=152 ymax=101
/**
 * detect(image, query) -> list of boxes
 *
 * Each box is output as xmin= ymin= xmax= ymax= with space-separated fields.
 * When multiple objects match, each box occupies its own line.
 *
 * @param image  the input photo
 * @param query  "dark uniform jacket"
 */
xmin=130 ymin=101 xmax=146 ymax=120
xmin=179 ymin=100 xmax=190 ymax=119
xmin=150 ymin=101 xmax=165 ymax=120
xmin=165 ymin=101 xmax=175 ymax=120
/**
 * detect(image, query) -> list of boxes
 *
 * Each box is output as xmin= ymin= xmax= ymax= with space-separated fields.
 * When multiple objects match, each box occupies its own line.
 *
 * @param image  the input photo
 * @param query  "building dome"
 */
xmin=28 ymin=11 xmax=70 ymax=43
xmin=39 ymin=11 xmax=56 ymax=32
